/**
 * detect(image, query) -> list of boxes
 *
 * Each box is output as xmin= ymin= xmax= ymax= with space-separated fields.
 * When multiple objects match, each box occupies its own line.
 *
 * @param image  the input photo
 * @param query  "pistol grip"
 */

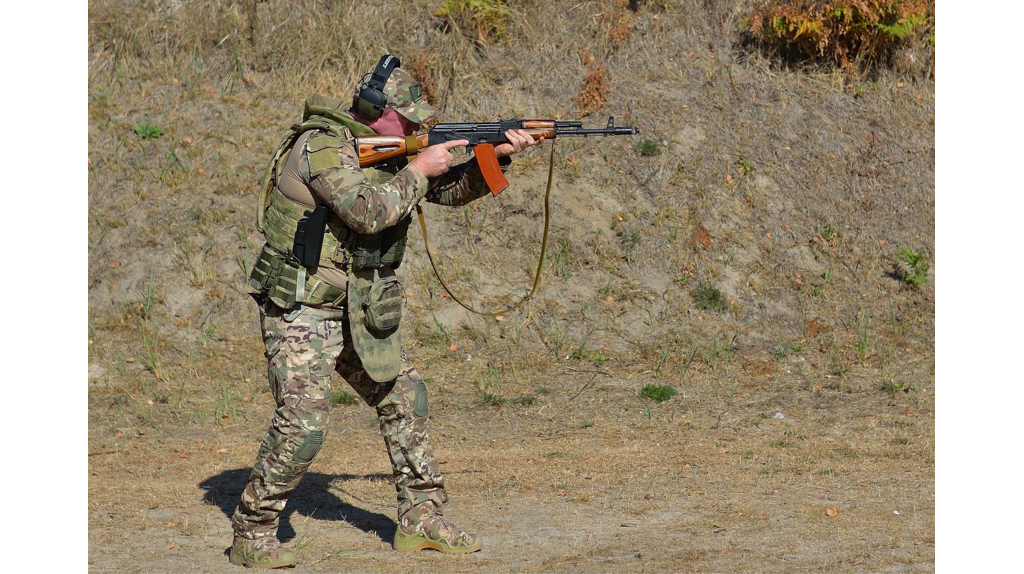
xmin=474 ymin=143 xmax=509 ymax=196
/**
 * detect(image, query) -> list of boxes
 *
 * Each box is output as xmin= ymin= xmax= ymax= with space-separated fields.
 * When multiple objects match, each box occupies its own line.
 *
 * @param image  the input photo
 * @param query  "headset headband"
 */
xmin=367 ymin=54 xmax=401 ymax=91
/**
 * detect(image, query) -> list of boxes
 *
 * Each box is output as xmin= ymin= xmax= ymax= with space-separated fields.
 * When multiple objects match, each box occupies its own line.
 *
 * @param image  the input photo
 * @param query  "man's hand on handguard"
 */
xmin=409 ymin=139 xmax=470 ymax=178
xmin=495 ymin=129 xmax=543 ymax=158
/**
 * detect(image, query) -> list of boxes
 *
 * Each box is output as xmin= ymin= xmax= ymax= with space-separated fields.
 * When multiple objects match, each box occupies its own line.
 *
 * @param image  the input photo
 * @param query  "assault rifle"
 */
xmin=355 ymin=117 xmax=639 ymax=195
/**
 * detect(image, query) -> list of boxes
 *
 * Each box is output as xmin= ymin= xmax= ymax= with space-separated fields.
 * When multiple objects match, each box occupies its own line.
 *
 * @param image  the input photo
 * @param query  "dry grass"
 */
xmin=89 ymin=0 xmax=934 ymax=571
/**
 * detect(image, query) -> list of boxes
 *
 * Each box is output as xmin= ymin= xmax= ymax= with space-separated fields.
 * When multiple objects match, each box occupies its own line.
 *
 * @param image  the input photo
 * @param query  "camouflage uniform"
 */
xmin=231 ymin=65 xmax=498 ymax=567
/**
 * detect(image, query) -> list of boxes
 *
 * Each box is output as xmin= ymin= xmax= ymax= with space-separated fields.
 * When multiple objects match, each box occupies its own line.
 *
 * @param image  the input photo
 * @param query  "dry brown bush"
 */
xmin=602 ymin=2 xmax=636 ymax=45
xmin=573 ymin=66 xmax=610 ymax=117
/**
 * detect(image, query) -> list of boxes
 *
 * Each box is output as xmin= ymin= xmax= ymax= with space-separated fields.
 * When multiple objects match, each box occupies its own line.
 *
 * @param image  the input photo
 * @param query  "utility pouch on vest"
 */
xmin=250 ymin=244 xmax=285 ymax=293
xmin=293 ymin=203 xmax=329 ymax=268
xmin=268 ymin=261 xmax=305 ymax=310
xmin=364 ymin=276 xmax=405 ymax=333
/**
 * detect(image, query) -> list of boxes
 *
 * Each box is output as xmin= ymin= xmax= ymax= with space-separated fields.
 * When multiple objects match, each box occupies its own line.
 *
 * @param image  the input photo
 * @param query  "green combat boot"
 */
xmin=229 ymin=536 xmax=297 ymax=569
xmin=394 ymin=501 xmax=483 ymax=554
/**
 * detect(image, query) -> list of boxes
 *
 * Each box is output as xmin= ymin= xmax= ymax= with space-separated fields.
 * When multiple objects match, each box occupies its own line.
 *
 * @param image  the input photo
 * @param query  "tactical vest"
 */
xmin=250 ymin=96 xmax=410 ymax=383
xmin=250 ymin=96 xmax=411 ymax=308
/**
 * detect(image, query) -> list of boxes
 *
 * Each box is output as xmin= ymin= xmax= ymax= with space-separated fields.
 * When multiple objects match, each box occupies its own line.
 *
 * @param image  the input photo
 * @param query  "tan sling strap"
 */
xmin=415 ymin=142 xmax=556 ymax=317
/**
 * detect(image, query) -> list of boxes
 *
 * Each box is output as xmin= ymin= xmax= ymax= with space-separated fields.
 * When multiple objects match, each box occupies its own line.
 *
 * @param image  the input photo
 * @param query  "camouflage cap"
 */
xmin=355 ymin=67 xmax=439 ymax=124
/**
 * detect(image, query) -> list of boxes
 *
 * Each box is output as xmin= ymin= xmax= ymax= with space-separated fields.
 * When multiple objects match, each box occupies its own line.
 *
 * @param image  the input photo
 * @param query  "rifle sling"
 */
xmin=415 ymin=141 xmax=555 ymax=317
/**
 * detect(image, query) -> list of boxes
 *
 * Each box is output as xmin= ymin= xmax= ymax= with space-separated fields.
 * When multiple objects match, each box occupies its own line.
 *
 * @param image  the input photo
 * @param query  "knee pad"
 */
xmin=413 ymin=379 xmax=428 ymax=418
xmin=294 ymin=430 xmax=325 ymax=464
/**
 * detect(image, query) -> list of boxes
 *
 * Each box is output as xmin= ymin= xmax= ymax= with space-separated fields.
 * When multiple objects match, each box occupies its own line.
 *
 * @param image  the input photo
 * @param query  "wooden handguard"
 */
xmin=356 ymin=134 xmax=430 ymax=167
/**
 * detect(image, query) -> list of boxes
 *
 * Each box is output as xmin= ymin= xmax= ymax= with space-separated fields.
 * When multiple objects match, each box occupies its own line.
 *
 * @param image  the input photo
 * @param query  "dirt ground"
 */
xmin=88 ymin=1 xmax=935 ymax=572
xmin=89 ymin=353 xmax=934 ymax=573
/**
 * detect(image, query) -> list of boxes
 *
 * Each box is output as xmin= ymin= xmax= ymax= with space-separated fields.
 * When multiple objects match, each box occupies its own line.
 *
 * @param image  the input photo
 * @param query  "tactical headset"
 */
xmin=352 ymin=54 xmax=401 ymax=122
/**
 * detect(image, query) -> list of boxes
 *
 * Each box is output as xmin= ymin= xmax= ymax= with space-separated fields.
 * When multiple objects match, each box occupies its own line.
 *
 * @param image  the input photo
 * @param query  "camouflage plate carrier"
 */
xmin=250 ymin=95 xmax=409 ymax=382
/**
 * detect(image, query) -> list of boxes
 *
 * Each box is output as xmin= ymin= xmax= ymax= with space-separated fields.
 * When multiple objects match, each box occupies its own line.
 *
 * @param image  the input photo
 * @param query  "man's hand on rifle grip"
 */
xmin=409 ymin=139 xmax=470 ymax=178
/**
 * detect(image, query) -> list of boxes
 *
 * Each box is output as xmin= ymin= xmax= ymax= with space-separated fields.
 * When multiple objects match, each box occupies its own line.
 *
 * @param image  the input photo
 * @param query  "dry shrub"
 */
xmin=434 ymin=0 xmax=513 ymax=46
xmin=691 ymin=225 xmax=713 ymax=250
xmin=602 ymin=2 xmax=636 ymax=45
xmin=574 ymin=66 xmax=610 ymax=117
xmin=745 ymin=0 xmax=934 ymax=68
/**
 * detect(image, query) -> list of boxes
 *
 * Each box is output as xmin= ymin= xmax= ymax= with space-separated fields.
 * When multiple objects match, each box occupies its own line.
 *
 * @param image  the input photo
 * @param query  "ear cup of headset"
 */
xmin=353 ymin=82 xmax=387 ymax=121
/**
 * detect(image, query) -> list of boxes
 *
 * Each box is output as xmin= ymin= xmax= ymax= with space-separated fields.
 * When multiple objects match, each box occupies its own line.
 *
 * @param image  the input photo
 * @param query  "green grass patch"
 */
xmin=690 ymin=281 xmax=726 ymax=312
xmin=639 ymin=384 xmax=677 ymax=403
xmin=634 ymin=138 xmax=661 ymax=157
xmin=331 ymin=389 xmax=359 ymax=407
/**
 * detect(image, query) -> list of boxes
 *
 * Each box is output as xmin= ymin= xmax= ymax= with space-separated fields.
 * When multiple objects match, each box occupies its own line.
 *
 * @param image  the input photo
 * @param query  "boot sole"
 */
xmin=393 ymin=530 xmax=482 ymax=554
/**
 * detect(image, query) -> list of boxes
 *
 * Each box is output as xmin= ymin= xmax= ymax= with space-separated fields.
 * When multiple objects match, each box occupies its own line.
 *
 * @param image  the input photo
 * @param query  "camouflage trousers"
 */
xmin=231 ymin=301 xmax=446 ymax=541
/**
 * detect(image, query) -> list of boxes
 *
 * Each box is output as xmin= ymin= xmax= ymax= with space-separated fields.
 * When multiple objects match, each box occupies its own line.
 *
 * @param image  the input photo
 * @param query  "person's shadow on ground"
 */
xmin=200 ymin=469 xmax=396 ymax=544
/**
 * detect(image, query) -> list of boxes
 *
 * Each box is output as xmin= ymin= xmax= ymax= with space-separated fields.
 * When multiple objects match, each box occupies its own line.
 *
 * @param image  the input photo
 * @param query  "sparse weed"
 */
xmin=773 ymin=345 xmax=788 ymax=361
xmin=896 ymin=246 xmax=929 ymax=287
xmin=820 ymin=225 xmax=836 ymax=241
xmin=215 ymin=383 xmax=235 ymax=421
xmin=827 ymin=363 xmax=849 ymax=377
xmin=735 ymin=157 xmax=754 ymax=175
xmin=552 ymin=236 xmax=573 ymax=279
xmin=481 ymin=393 xmax=506 ymax=406
xmin=879 ymin=378 xmax=912 ymax=396
xmin=477 ymin=364 xmax=503 ymax=393
xmin=512 ymin=395 xmax=537 ymax=406
xmin=133 ymin=122 xmax=165 ymax=139
xmin=856 ymin=308 xmax=871 ymax=360
xmin=140 ymin=273 xmax=157 ymax=322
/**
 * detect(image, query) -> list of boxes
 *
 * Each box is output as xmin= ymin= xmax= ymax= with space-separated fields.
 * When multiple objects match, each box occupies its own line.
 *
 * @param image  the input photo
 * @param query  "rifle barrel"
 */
xmin=555 ymin=127 xmax=640 ymax=137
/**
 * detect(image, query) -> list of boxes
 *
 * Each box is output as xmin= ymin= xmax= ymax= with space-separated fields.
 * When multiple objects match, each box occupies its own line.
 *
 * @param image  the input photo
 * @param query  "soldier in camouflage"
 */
xmin=229 ymin=59 xmax=542 ymax=568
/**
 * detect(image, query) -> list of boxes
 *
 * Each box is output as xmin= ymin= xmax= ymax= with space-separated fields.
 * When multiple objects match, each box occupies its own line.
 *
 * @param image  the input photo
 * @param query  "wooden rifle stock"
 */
xmin=356 ymin=134 xmax=430 ymax=167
